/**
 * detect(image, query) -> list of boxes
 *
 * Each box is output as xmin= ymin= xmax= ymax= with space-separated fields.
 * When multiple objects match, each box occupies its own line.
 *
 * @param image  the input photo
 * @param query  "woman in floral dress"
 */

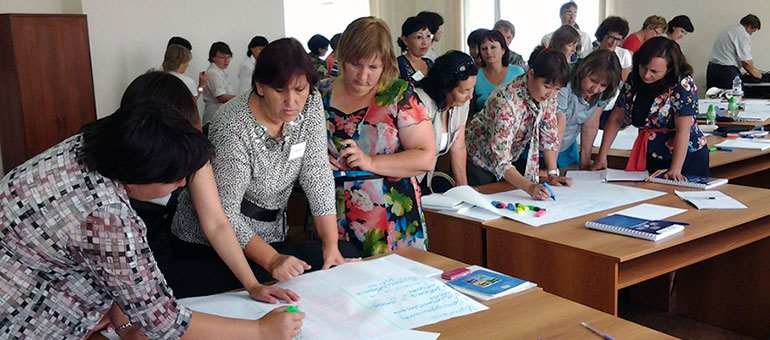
xmin=594 ymin=37 xmax=708 ymax=179
xmin=320 ymin=17 xmax=436 ymax=256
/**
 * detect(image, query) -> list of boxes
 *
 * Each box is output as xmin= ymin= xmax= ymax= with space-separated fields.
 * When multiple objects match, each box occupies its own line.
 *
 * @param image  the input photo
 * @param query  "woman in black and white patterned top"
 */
xmin=172 ymin=38 xmax=360 ymax=284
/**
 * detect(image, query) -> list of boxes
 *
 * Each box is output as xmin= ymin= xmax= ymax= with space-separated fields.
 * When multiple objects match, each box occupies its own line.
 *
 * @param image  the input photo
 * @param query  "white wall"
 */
xmin=81 ymin=0 xmax=286 ymax=119
xmin=607 ymin=0 xmax=770 ymax=95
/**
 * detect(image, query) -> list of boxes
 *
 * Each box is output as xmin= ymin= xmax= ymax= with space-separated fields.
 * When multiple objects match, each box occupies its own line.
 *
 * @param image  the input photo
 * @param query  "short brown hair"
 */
xmin=549 ymin=25 xmax=581 ymax=53
xmin=571 ymin=49 xmax=622 ymax=104
xmin=162 ymin=44 xmax=192 ymax=72
xmin=336 ymin=16 xmax=399 ymax=86
xmin=642 ymin=15 xmax=667 ymax=31
xmin=741 ymin=14 xmax=761 ymax=30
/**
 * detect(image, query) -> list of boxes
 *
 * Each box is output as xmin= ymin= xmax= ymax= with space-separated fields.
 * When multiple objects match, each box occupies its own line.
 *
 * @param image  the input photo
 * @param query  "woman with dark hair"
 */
xmin=0 ymin=72 xmax=304 ymax=340
xmin=666 ymin=15 xmax=694 ymax=41
xmin=548 ymin=24 xmax=581 ymax=63
xmin=417 ymin=11 xmax=444 ymax=61
xmin=203 ymin=41 xmax=235 ymax=125
xmin=308 ymin=34 xmax=330 ymax=78
xmin=238 ymin=35 xmax=269 ymax=93
xmin=466 ymin=48 xmax=572 ymax=196
xmin=467 ymin=28 xmax=487 ymax=68
xmin=415 ymin=51 xmax=477 ymax=191
xmin=556 ymin=49 xmax=622 ymax=168
xmin=588 ymin=16 xmax=631 ymax=80
xmin=326 ymin=33 xmax=342 ymax=77
xmin=397 ymin=16 xmax=434 ymax=81
xmin=172 ymin=38 xmax=359 ymax=286
xmin=473 ymin=29 xmax=525 ymax=112
xmin=594 ymin=37 xmax=708 ymax=179
xmin=322 ymin=17 xmax=435 ymax=256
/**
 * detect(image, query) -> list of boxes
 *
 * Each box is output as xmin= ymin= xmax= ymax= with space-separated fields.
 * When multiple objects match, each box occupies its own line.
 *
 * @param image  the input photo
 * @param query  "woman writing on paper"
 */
xmin=322 ymin=17 xmax=436 ymax=256
xmin=466 ymin=48 xmax=572 ymax=199
xmin=593 ymin=37 xmax=708 ymax=179
xmin=172 ymin=38 xmax=360 ymax=287
xmin=415 ymin=51 xmax=478 ymax=192
xmin=0 ymin=72 xmax=303 ymax=340
xmin=556 ymin=49 xmax=622 ymax=168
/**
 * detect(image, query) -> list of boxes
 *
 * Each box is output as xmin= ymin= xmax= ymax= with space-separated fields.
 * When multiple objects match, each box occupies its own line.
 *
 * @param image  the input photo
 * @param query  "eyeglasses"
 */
xmin=214 ymin=54 xmax=232 ymax=60
xmin=606 ymin=35 xmax=624 ymax=43
xmin=564 ymin=10 xmax=577 ymax=16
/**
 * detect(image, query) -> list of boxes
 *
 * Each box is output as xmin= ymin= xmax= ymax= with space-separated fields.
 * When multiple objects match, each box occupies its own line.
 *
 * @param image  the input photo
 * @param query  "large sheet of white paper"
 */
xmin=178 ymin=255 xmax=487 ymax=340
xmin=439 ymin=182 xmax=665 ymax=227
xmin=587 ymin=126 xmax=639 ymax=150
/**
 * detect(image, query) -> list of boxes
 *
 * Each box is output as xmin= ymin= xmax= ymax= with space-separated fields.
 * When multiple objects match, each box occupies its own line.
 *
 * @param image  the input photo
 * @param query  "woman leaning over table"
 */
xmin=414 ymin=50 xmax=477 ymax=193
xmin=593 ymin=37 xmax=708 ymax=179
xmin=321 ymin=16 xmax=436 ymax=256
xmin=172 ymin=38 xmax=360 ymax=287
xmin=0 ymin=72 xmax=302 ymax=340
xmin=466 ymin=47 xmax=572 ymax=199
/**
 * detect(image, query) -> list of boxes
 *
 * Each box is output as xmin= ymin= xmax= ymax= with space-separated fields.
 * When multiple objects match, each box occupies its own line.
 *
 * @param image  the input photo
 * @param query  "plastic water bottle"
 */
xmin=706 ymin=104 xmax=716 ymax=125
xmin=727 ymin=96 xmax=739 ymax=118
xmin=732 ymin=74 xmax=743 ymax=103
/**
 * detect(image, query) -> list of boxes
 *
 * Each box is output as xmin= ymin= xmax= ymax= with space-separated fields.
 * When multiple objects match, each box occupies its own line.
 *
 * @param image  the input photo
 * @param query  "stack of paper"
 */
xmin=737 ymin=111 xmax=770 ymax=121
xmin=674 ymin=190 xmax=747 ymax=209
xmin=714 ymin=139 xmax=770 ymax=151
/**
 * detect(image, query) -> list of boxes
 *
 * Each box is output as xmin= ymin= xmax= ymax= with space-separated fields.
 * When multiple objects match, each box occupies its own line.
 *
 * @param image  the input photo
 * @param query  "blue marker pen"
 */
xmin=542 ymin=182 xmax=556 ymax=201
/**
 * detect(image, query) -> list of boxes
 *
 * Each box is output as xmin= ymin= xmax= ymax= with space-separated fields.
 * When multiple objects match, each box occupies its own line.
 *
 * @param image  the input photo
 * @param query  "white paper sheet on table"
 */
xmin=372 ymin=330 xmax=441 ymax=340
xmin=179 ymin=255 xmax=487 ymax=340
xmin=738 ymin=110 xmax=770 ymax=121
xmin=609 ymin=203 xmax=687 ymax=220
xmin=715 ymin=139 xmax=770 ymax=150
xmin=436 ymin=182 xmax=665 ymax=227
xmin=566 ymin=169 xmax=649 ymax=183
xmin=675 ymin=190 xmax=748 ymax=210
xmin=440 ymin=202 xmax=501 ymax=222
xmin=588 ymin=126 xmax=639 ymax=150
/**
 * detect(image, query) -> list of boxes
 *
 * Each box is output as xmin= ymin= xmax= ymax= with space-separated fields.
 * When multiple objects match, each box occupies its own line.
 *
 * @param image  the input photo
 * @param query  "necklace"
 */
xmin=252 ymin=111 xmax=305 ymax=152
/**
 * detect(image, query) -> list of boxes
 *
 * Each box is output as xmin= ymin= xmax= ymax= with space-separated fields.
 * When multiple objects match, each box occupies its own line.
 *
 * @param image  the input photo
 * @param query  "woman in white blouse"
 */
xmin=237 ymin=36 xmax=269 ymax=94
xmin=162 ymin=44 xmax=207 ymax=100
xmin=202 ymin=41 xmax=235 ymax=125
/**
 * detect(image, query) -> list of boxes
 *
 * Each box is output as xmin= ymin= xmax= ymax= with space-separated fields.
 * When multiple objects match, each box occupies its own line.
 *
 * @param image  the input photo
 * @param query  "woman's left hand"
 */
xmin=663 ymin=169 xmax=687 ymax=182
xmin=247 ymin=283 xmax=301 ymax=304
xmin=546 ymin=175 xmax=573 ymax=187
xmin=338 ymin=139 xmax=374 ymax=172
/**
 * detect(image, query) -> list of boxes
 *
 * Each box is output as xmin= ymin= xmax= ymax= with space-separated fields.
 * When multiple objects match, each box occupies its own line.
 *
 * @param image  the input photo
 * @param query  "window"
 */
xmin=464 ymin=0 xmax=601 ymax=59
xmin=283 ymin=0 xmax=370 ymax=57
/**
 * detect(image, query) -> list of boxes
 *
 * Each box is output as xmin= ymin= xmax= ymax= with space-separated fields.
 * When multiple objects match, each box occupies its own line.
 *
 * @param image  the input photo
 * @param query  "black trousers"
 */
xmin=165 ymin=236 xmax=363 ymax=298
xmin=706 ymin=62 xmax=740 ymax=90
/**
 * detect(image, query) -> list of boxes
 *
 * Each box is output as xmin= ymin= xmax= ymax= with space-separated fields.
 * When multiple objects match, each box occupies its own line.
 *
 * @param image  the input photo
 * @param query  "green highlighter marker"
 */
xmin=286 ymin=305 xmax=302 ymax=313
xmin=709 ymin=147 xmax=717 ymax=152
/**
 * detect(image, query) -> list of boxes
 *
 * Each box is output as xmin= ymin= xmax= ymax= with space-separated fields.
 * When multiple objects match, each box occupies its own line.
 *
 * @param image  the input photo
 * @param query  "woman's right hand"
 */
xmin=591 ymin=156 xmax=607 ymax=171
xmin=268 ymin=254 xmax=311 ymax=281
xmin=257 ymin=306 xmax=305 ymax=340
xmin=527 ymin=183 xmax=551 ymax=201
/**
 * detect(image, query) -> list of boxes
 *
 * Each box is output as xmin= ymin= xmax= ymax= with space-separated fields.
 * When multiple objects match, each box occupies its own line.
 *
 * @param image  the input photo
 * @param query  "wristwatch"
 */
xmin=547 ymin=169 xmax=560 ymax=176
xmin=197 ymin=86 xmax=204 ymax=93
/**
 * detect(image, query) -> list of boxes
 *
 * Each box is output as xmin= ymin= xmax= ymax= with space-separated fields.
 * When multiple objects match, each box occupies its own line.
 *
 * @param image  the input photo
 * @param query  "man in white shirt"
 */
xmin=707 ymin=14 xmax=762 ymax=89
xmin=541 ymin=1 xmax=593 ymax=57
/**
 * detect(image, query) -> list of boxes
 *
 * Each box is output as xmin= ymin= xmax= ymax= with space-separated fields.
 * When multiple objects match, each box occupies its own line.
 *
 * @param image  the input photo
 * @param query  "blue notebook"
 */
xmin=447 ymin=269 xmax=530 ymax=298
xmin=585 ymin=214 xmax=685 ymax=241
xmin=648 ymin=169 xmax=727 ymax=189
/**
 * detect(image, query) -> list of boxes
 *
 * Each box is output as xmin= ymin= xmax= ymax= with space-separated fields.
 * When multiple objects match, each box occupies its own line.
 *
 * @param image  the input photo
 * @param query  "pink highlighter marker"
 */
xmin=535 ymin=210 xmax=546 ymax=218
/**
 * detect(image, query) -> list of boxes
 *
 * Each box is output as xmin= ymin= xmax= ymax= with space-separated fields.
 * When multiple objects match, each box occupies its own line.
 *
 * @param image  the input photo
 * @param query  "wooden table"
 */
xmin=424 ymin=182 xmax=770 ymax=338
xmin=394 ymin=248 xmax=673 ymax=339
xmin=595 ymin=135 xmax=770 ymax=180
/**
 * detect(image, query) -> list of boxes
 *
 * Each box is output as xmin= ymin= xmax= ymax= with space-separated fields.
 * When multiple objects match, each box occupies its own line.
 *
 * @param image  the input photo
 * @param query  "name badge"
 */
xmin=411 ymin=70 xmax=425 ymax=81
xmin=288 ymin=142 xmax=306 ymax=161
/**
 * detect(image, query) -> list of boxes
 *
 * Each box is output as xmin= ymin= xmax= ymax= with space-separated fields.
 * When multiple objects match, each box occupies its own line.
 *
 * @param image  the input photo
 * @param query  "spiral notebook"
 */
xmin=647 ymin=169 xmax=728 ymax=190
xmin=585 ymin=214 xmax=685 ymax=241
